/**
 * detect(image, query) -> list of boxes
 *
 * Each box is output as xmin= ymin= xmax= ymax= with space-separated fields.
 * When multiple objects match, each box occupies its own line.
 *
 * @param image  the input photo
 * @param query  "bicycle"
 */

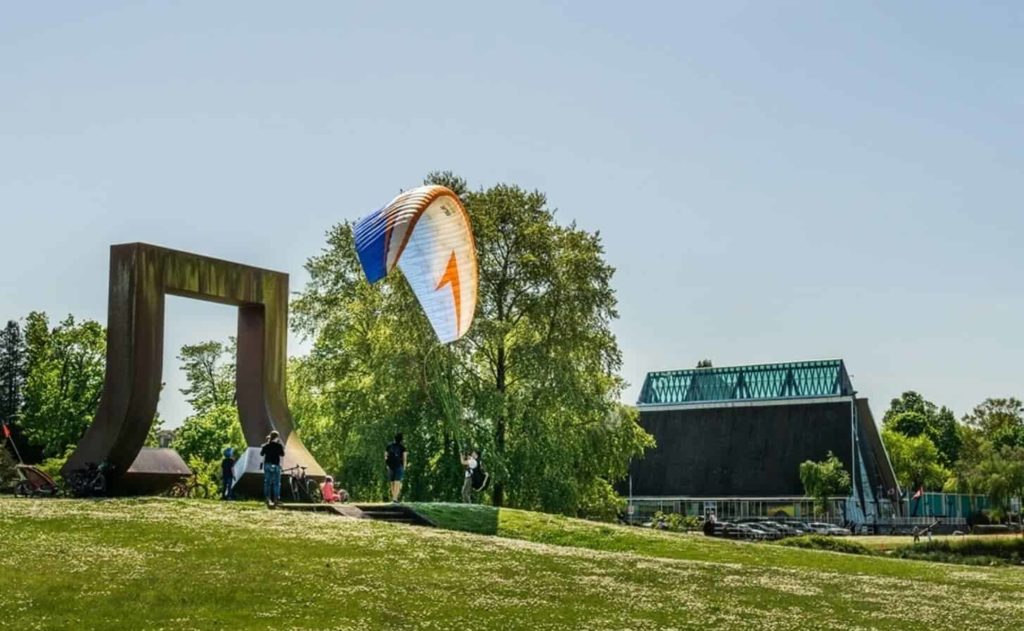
xmin=67 ymin=462 xmax=110 ymax=497
xmin=166 ymin=473 xmax=213 ymax=499
xmin=282 ymin=465 xmax=322 ymax=503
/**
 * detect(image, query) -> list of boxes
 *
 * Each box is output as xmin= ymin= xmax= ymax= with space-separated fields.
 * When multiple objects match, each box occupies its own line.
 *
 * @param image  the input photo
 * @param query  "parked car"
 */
xmin=807 ymin=522 xmax=852 ymax=536
xmin=758 ymin=521 xmax=796 ymax=537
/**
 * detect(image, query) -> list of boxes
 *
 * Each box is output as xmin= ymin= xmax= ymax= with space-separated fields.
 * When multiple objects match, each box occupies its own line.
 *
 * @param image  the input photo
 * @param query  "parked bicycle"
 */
xmin=166 ymin=473 xmax=213 ymax=499
xmin=282 ymin=465 xmax=322 ymax=503
xmin=66 ymin=461 xmax=110 ymax=497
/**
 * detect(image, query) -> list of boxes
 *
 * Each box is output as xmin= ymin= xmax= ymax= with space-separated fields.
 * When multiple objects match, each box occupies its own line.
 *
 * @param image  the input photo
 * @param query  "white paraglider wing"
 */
xmin=354 ymin=185 xmax=478 ymax=343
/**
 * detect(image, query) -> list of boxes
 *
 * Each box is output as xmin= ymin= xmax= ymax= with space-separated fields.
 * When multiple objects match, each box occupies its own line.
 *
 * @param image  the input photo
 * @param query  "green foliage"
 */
xmin=962 ymin=398 xmax=1024 ymax=451
xmin=36 ymin=446 xmax=75 ymax=486
xmin=0 ymin=446 xmax=17 ymax=488
xmin=290 ymin=173 xmax=653 ymax=513
xmin=882 ymin=429 xmax=948 ymax=491
xmin=891 ymin=537 xmax=1024 ymax=566
xmin=777 ymin=535 xmax=873 ymax=556
xmin=965 ymin=444 xmax=1024 ymax=517
xmin=798 ymin=451 xmax=851 ymax=517
xmin=883 ymin=391 xmax=961 ymax=466
xmin=177 ymin=340 xmax=236 ymax=415
xmin=650 ymin=511 xmax=702 ymax=532
xmin=19 ymin=312 xmax=106 ymax=457
xmin=171 ymin=404 xmax=244 ymax=464
xmin=576 ymin=478 xmax=627 ymax=522
xmin=0 ymin=320 xmax=26 ymax=425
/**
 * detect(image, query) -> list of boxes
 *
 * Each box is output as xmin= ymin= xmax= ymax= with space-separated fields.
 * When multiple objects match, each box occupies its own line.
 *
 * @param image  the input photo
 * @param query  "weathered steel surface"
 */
xmin=120 ymin=448 xmax=193 ymax=495
xmin=62 ymin=243 xmax=324 ymax=493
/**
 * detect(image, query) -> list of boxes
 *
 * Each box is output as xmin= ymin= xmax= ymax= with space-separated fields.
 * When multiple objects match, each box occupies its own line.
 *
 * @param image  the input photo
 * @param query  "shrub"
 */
xmin=37 ymin=446 xmax=74 ymax=486
xmin=0 ymin=447 xmax=18 ymax=489
xmin=777 ymin=535 xmax=873 ymax=556
xmin=650 ymin=511 xmax=702 ymax=532
xmin=891 ymin=537 xmax=1024 ymax=565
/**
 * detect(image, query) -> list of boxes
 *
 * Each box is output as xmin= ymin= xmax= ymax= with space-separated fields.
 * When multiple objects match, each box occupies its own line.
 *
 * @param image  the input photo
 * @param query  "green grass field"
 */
xmin=2 ymin=498 xmax=1023 ymax=630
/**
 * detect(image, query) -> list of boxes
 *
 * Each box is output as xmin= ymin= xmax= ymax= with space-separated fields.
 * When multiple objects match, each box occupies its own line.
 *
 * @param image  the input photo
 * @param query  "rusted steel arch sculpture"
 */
xmin=62 ymin=243 xmax=324 ymax=494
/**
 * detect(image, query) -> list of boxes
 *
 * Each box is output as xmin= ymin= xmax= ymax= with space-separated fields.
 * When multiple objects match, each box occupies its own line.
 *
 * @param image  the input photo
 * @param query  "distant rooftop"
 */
xmin=637 ymin=359 xmax=854 ymax=406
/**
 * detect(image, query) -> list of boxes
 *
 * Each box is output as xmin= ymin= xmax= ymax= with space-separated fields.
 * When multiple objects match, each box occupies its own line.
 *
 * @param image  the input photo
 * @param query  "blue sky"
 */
xmin=2 ymin=2 xmax=1021 ymax=427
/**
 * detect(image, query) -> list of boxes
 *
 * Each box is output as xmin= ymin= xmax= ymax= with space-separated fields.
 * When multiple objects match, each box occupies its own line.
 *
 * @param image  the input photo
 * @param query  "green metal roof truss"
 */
xmin=638 ymin=359 xmax=854 ymax=406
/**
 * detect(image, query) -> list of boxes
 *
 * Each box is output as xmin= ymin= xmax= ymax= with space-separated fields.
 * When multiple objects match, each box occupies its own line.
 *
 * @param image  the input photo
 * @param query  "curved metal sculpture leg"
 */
xmin=63 ymin=243 xmax=324 ymax=494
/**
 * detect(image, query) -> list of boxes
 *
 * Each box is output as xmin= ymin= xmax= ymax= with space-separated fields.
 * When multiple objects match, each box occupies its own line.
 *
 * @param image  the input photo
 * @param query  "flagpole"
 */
xmin=2 ymin=421 xmax=24 ymax=465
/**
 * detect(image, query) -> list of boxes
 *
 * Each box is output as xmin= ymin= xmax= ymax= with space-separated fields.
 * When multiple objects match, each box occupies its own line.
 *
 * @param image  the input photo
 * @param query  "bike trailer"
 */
xmin=13 ymin=464 xmax=60 ymax=497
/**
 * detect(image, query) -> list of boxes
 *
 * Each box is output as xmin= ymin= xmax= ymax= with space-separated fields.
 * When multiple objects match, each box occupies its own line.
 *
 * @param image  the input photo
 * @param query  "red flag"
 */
xmin=1 ymin=422 xmax=10 ymax=439
xmin=912 ymin=486 xmax=924 ymax=500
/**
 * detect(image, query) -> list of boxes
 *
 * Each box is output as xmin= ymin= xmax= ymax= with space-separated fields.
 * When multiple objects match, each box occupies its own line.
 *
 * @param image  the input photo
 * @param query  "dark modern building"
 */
xmin=627 ymin=359 xmax=900 ymax=525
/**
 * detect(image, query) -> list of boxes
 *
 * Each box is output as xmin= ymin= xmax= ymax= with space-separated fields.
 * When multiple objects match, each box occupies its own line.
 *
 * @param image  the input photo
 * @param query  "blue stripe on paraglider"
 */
xmin=354 ymin=208 xmax=389 ymax=283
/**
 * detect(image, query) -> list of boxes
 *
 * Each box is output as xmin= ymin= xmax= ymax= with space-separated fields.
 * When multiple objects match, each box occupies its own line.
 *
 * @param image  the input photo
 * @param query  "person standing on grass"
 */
xmin=460 ymin=450 xmax=478 ymax=504
xmin=260 ymin=431 xmax=285 ymax=508
xmin=220 ymin=447 xmax=236 ymax=500
xmin=385 ymin=433 xmax=407 ymax=503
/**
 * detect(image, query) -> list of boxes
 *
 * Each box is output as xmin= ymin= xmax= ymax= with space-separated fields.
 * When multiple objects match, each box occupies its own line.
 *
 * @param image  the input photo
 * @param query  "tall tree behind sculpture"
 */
xmin=172 ymin=340 xmax=244 ymax=464
xmin=0 ymin=320 xmax=27 ymax=423
xmin=20 ymin=312 xmax=105 ymax=457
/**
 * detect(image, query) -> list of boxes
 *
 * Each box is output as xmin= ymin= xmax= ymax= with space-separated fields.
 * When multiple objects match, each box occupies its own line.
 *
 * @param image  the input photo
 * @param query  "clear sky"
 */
xmin=2 ymin=2 xmax=1021 ymax=427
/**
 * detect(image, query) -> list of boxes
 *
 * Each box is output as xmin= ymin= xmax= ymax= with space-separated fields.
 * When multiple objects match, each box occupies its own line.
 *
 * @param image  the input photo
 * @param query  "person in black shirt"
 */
xmin=260 ymin=431 xmax=285 ymax=508
xmin=384 ymin=433 xmax=407 ymax=503
xmin=220 ymin=447 xmax=236 ymax=500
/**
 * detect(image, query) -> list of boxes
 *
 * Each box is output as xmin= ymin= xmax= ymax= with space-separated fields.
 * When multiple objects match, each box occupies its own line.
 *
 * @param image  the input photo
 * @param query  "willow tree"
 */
xmin=291 ymin=172 xmax=651 ymax=515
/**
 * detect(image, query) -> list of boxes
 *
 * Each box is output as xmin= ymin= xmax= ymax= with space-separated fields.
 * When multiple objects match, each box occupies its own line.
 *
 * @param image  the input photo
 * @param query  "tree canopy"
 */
xmin=882 ymin=391 xmax=961 ymax=467
xmin=290 ymin=172 xmax=652 ymax=516
xmin=171 ymin=341 xmax=243 ymax=465
xmin=882 ymin=429 xmax=948 ymax=492
xmin=19 ymin=312 xmax=105 ymax=457
xmin=798 ymin=451 xmax=851 ymax=517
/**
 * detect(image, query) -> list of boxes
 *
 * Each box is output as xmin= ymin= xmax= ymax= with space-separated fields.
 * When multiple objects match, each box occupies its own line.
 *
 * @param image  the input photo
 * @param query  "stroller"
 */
xmin=12 ymin=464 xmax=62 ymax=498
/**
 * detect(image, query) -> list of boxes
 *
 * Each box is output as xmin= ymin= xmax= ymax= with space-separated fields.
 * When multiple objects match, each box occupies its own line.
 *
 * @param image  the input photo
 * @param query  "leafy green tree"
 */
xmin=171 ymin=403 xmax=244 ymax=464
xmin=0 ymin=319 xmax=29 ymax=460
xmin=20 ymin=312 xmax=106 ymax=457
xmin=799 ymin=451 xmax=851 ymax=517
xmin=171 ymin=340 xmax=242 ymax=466
xmin=177 ymin=340 xmax=236 ymax=415
xmin=962 ymin=398 xmax=1024 ymax=451
xmin=882 ymin=429 xmax=948 ymax=492
xmin=290 ymin=172 xmax=653 ymax=514
xmin=0 ymin=320 xmax=26 ymax=423
xmin=883 ymin=391 xmax=961 ymax=467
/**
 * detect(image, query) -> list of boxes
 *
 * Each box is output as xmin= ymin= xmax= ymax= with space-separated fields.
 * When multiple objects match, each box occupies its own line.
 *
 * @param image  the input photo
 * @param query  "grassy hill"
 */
xmin=2 ymin=498 xmax=1023 ymax=630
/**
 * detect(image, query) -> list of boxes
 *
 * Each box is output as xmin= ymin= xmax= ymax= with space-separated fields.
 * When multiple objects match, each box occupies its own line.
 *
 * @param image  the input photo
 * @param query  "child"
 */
xmin=321 ymin=475 xmax=348 ymax=503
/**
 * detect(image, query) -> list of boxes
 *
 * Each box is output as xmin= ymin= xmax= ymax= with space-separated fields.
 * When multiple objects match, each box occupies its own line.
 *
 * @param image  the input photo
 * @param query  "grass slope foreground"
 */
xmin=1 ymin=499 xmax=1022 ymax=630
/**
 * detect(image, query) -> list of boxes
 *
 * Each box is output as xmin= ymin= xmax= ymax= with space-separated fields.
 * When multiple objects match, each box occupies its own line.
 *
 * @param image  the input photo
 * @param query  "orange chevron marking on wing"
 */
xmin=435 ymin=250 xmax=462 ymax=335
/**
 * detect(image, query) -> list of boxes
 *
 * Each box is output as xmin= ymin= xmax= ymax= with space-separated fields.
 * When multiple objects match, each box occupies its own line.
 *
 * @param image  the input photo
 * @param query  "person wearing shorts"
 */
xmin=384 ymin=433 xmax=407 ymax=503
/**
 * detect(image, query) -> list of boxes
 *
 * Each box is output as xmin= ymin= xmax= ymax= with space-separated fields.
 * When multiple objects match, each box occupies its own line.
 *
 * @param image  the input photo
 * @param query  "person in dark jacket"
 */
xmin=384 ymin=433 xmax=407 ymax=503
xmin=220 ymin=447 xmax=236 ymax=500
xmin=260 ymin=431 xmax=285 ymax=508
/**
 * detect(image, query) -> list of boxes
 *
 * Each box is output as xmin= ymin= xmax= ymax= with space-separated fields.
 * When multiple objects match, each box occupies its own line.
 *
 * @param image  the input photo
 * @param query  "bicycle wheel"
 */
xmin=67 ymin=472 xmax=88 ymax=497
xmin=167 ymin=482 xmax=188 ymax=498
xmin=90 ymin=473 xmax=106 ymax=496
xmin=305 ymin=479 xmax=322 ymax=503
xmin=192 ymin=483 xmax=210 ymax=499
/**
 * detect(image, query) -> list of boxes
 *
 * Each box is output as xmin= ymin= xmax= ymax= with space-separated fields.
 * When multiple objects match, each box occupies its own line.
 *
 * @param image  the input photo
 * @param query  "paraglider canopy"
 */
xmin=354 ymin=185 xmax=478 ymax=343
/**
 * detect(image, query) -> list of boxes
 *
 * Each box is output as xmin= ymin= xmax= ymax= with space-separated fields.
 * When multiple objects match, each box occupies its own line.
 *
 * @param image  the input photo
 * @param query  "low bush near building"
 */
xmin=777 ymin=535 xmax=873 ymax=555
xmin=891 ymin=537 xmax=1024 ymax=566
xmin=650 ymin=511 xmax=702 ymax=532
